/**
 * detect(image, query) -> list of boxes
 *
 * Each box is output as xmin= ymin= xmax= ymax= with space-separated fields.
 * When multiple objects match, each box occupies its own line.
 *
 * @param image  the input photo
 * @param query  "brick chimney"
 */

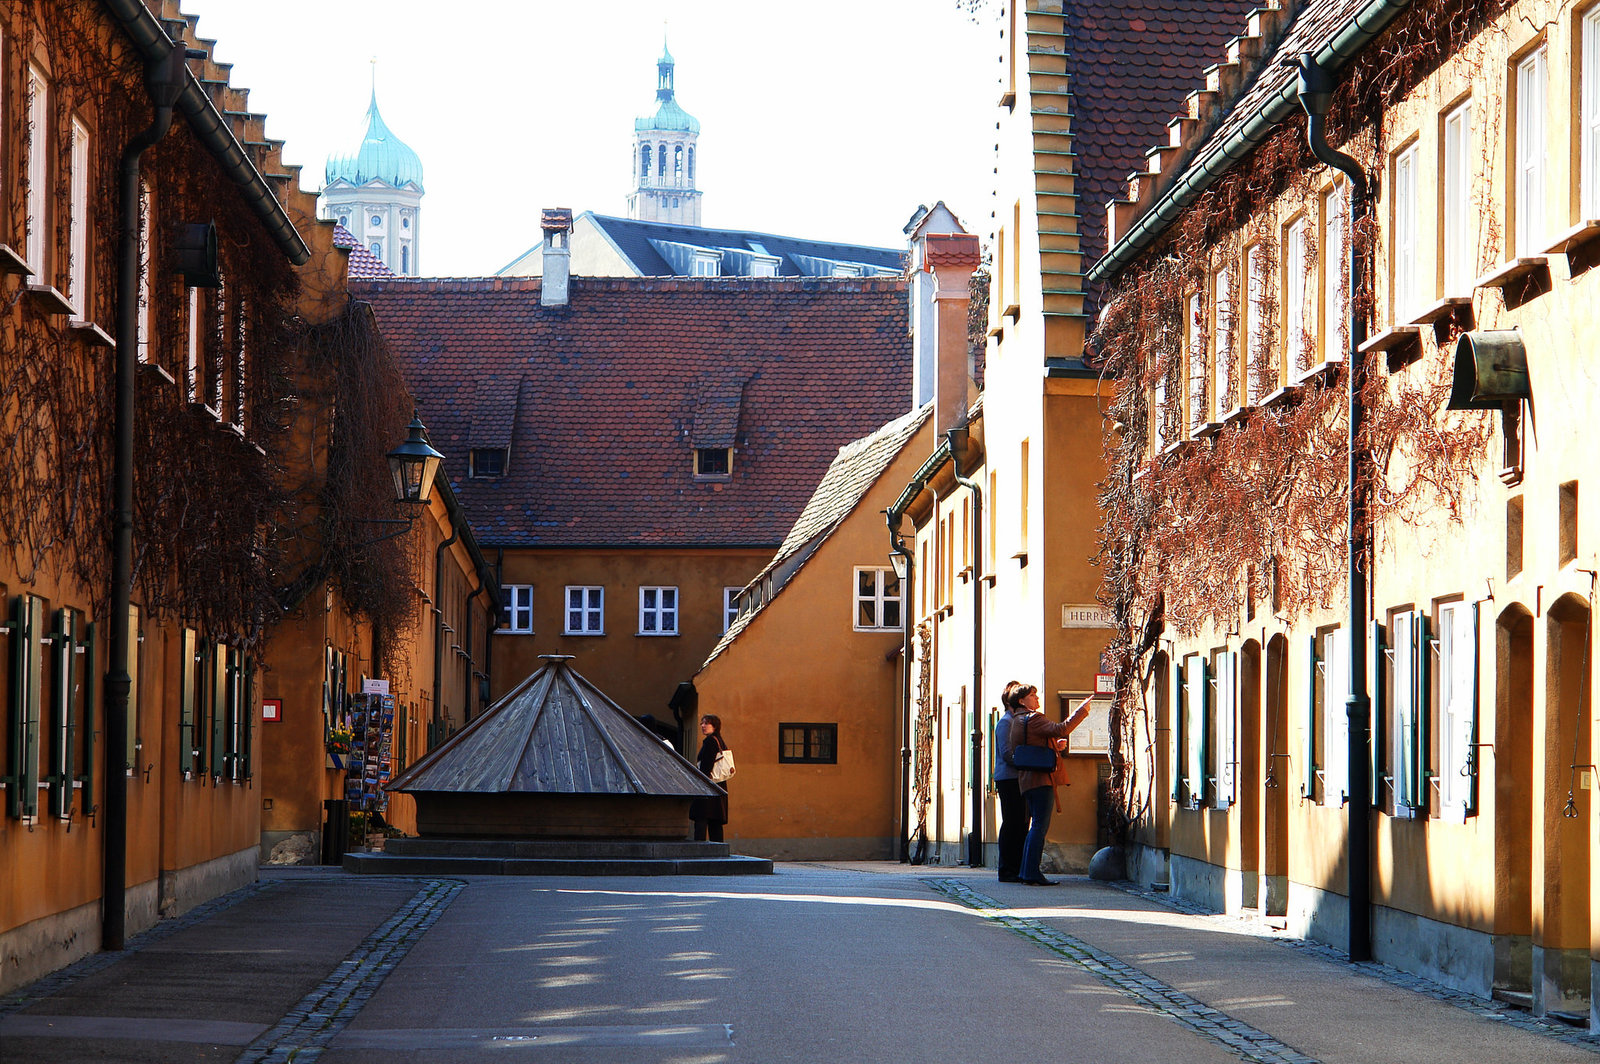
xmin=540 ymin=208 xmax=573 ymax=308
xmin=923 ymin=232 xmax=980 ymax=440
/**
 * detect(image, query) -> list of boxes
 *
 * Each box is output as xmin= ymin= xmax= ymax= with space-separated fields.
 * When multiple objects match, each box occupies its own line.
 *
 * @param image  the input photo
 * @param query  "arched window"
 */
xmin=687 ymin=148 xmax=695 ymax=181
xmin=674 ymin=144 xmax=683 ymax=182
xmin=370 ymin=241 xmax=382 ymax=259
xmin=640 ymin=143 xmax=651 ymax=178
xmin=401 ymin=245 xmax=409 ymax=274
xmin=658 ymin=143 xmax=667 ymax=176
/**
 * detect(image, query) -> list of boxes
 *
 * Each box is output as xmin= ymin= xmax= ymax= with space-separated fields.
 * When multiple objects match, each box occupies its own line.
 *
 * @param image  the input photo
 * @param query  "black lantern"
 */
xmin=173 ymin=221 xmax=220 ymax=287
xmin=388 ymin=414 xmax=444 ymax=504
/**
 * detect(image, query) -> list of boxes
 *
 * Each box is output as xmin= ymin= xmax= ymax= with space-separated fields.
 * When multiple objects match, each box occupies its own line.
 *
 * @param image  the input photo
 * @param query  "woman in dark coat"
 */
xmin=690 ymin=714 xmax=729 ymax=842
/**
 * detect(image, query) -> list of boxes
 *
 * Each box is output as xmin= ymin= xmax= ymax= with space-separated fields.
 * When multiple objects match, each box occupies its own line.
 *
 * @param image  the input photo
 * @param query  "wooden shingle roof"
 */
xmin=389 ymin=657 xmax=720 ymax=798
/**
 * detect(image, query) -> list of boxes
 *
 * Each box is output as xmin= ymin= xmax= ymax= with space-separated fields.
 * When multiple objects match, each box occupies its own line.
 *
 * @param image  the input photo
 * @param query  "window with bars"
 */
xmin=1320 ymin=185 xmax=1349 ymax=366
xmin=565 ymin=586 xmax=604 ymax=635
xmin=1283 ymin=217 xmax=1313 ymax=377
xmin=68 ymin=117 xmax=89 ymax=319
xmin=26 ymin=63 xmax=50 ymax=275
xmin=1212 ymin=264 xmax=1236 ymax=416
xmin=1391 ymin=142 xmax=1421 ymax=323
xmin=1441 ymin=100 xmax=1474 ymax=294
xmin=1584 ymin=11 xmax=1600 ymax=220
xmin=499 ymin=585 xmax=533 ymax=633
xmin=1187 ymin=291 xmax=1207 ymax=430
xmin=638 ymin=587 xmax=678 ymax=635
xmin=779 ymin=722 xmax=837 ymax=764
xmin=854 ymin=567 xmax=902 ymax=631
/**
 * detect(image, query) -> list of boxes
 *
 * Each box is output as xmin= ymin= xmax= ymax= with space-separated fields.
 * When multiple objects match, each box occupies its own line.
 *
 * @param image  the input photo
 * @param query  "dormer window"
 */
xmin=694 ymin=447 xmax=731 ymax=478
xmin=692 ymin=251 xmax=720 ymax=276
xmin=470 ymin=447 xmax=506 ymax=478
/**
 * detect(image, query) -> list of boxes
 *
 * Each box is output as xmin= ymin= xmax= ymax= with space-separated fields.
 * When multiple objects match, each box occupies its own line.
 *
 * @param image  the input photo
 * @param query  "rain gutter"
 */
xmin=1086 ymin=0 xmax=1415 ymax=287
xmin=100 ymin=0 xmax=310 ymax=266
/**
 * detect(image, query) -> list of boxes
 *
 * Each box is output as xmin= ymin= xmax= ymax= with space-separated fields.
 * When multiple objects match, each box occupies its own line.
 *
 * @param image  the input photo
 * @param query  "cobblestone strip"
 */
xmin=0 ymin=879 xmax=278 ymax=1016
xmin=924 ymin=878 xmax=1321 ymax=1064
xmin=234 ymin=878 xmax=463 ymax=1064
xmin=1114 ymin=881 xmax=1600 ymax=1053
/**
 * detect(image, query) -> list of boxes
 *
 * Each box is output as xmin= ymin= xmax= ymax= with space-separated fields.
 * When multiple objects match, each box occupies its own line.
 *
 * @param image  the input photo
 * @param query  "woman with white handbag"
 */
xmin=690 ymin=714 xmax=732 ymax=841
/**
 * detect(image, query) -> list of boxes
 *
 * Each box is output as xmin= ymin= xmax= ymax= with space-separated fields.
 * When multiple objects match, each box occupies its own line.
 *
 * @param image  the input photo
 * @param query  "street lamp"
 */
xmin=388 ymin=413 xmax=444 ymax=505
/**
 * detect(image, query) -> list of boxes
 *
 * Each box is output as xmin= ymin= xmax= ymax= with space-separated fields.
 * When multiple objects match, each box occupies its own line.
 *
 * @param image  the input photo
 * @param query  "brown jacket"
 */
xmin=1014 ymin=699 xmax=1092 ymax=792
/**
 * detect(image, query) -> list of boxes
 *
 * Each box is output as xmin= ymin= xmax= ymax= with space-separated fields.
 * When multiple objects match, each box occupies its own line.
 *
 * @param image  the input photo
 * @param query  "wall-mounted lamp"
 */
xmin=388 ymin=413 xmax=444 ymax=505
xmin=173 ymin=221 xmax=220 ymax=287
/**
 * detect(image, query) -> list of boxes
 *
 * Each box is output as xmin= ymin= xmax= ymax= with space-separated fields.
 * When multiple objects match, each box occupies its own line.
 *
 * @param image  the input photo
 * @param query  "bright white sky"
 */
xmin=184 ymin=0 xmax=1000 ymax=276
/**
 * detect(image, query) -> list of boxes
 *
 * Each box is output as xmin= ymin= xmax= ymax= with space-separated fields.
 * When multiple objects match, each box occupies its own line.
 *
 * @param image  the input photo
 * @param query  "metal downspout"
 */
xmin=105 ymin=41 xmax=187 ymax=953
xmin=431 ymin=524 xmax=459 ymax=744
xmin=887 ymin=511 xmax=914 ymax=862
xmin=463 ymin=578 xmax=489 ymax=721
xmin=1298 ymin=52 xmax=1373 ymax=964
xmin=949 ymin=431 xmax=985 ymax=868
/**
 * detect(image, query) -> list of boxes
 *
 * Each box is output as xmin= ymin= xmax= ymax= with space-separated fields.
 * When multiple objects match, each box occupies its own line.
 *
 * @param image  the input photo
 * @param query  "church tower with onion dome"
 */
xmin=626 ymin=40 xmax=702 ymax=225
xmin=320 ymin=74 xmax=425 ymax=276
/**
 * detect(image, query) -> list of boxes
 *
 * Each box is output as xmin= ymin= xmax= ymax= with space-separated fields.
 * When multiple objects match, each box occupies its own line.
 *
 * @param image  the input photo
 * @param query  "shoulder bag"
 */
xmin=710 ymin=742 xmax=736 ymax=782
xmin=1010 ymin=714 xmax=1057 ymax=772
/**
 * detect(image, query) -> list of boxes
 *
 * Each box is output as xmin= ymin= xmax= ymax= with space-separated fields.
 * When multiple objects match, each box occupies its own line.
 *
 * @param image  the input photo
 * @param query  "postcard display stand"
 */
xmin=344 ymin=692 xmax=395 ymax=812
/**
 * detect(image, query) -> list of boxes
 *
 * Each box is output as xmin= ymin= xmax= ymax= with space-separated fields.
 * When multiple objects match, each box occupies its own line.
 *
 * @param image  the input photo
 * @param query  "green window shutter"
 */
xmin=78 ymin=620 xmax=97 ymax=811
xmin=1394 ymin=610 xmax=1429 ymax=812
xmin=1466 ymin=603 xmax=1479 ymax=816
xmin=9 ymin=595 xmax=44 ymax=820
xmin=1170 ymin=658 xmax=1184 ymax=802
xmin=1302 ymin=635 xmax=1318 ymax=800
xmin=242 ymin=657 xmax=255 ymax=782
xmin=209 ymin=643 xmax=227 ymax=777
xmin=47 ymin=609 xmax=76 ymax=819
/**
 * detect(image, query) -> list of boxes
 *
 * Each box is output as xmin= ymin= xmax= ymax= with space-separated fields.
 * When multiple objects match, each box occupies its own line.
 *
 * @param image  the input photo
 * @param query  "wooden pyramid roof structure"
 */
xmin=389 ymin=656 xmax=720 ymax=799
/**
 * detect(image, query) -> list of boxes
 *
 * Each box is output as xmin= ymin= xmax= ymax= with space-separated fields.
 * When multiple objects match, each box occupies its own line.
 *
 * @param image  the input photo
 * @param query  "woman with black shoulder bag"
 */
xmin=1009 ymin=685 xmax=1092 ymax=885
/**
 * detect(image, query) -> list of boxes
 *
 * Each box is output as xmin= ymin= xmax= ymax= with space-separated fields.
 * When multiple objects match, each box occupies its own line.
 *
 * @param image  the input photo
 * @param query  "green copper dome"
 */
xmin=325 ymin=91 xmax=424 ymax=191
xmin=636 ymin=40 xmax=699 ymax=134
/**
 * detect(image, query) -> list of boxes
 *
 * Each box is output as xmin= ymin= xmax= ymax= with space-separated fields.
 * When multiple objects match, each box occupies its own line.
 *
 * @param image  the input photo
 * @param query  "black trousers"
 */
xmin=996 ymin=778 xmax=1027 ymax=880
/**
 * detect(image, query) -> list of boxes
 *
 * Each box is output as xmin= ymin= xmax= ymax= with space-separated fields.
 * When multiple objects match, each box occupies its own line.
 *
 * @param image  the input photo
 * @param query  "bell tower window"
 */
xmin=688 ymin=147 xmax=695 ymax=182
xmin=641 ymin=143 xmax=651 ymax=179
xmin=658 ymin=144 xmax=667 ymax=177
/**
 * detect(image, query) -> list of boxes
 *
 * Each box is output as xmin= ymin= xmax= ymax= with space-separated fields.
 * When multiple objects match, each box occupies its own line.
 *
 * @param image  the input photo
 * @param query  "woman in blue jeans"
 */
xmin=1010 ymin=684 xmax=1093 ymax=885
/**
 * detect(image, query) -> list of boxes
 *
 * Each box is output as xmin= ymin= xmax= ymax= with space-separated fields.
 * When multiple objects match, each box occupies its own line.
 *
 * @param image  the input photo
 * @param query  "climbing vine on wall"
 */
xmin=1091 ymin=0 xmax=1515 ymax=838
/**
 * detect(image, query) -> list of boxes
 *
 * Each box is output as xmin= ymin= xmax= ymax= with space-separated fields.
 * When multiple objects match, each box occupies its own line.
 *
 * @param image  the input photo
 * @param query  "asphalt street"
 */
xmin=1 ymin=863 xmax=1595 ymax=1063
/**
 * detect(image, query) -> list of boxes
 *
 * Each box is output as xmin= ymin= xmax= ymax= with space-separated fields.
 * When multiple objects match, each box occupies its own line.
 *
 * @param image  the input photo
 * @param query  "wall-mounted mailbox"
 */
xmin=1448 ymin=329 xmax=1530 ymax=410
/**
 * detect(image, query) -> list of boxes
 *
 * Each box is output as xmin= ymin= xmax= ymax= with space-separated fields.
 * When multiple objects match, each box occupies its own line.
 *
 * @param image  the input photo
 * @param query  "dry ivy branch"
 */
xmin=1092 ymin=0 xmax=1511 ymax=841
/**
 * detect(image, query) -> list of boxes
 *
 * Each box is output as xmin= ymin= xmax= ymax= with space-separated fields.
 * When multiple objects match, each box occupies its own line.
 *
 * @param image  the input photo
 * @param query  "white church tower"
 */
xmin=320 ymin=75 xmax=424 ymax=277
xmin=626 ymin=41 xmax=702 ymax=225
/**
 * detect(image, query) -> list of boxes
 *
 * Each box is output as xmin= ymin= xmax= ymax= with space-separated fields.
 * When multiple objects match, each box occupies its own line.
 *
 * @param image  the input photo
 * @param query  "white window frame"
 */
xmin=1321 ymin=627 xmax=1350 ymax=808
xmin=186 ymin=286 xmax=201 ymax=404
xmin=1392 ymin=142 xmax=1421 ymax=323
xmin=854 ymin=566 xmax=902 ymax=632
xmin=26 ymin=63 xmax=50 ymax=274
xmin=1321 ymin=184 xmax=1349 ymax=366
xmin=1153 ymin=360 xmax=1171 ymax=448
xmin=499 ymin=584 xmax=533 ymax=634
xmin=1182 ymin=653 xmax=1207 ymax=809
xmin=68 ymin=116 xmax=89 ymax=319
xmin=1284 ymin=217 xmax=1313 ymax=377
xmin=722 ymin=587 xmax=742 ymax=632
xmin=638 ymin=586 xmax=679 ymax=636
xmin=1244 ymin=242 xmax=1269 ymax=403
xmin=1441 ymin=100 xmax=1474 ymax=294
xmin=692 ymin=252 xmax=720 ymax=276
xmin=564 ymin=586 xmax=604 ymax=635
xmin=1213 ymin=264 xmax=1235 ymax=416
xmin=1211 ymin=649 xmax=1238 ymax=809
xmin=1437 ymin=601 xmax=1477 ymax=822
xmin=1515 ymin=46 xmax=1547 ymax=258
xmin=1390 ymin=609 xmax=1425 ymax=817
xmin=1585 ymin=10 xmax=1600 ymax=221
xmin=1187 ymin=291 xmax=1207 ymax=430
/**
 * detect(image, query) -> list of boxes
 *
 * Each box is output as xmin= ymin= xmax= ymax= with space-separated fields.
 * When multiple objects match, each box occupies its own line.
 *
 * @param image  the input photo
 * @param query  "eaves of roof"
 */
xmin=1089 ymin=0 xmax=1415 ymax=286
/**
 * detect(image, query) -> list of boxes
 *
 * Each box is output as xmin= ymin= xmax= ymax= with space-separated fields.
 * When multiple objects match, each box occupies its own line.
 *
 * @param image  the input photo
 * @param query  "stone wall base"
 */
xmin=0 ymin=845 xmax=258 ymax=997
xmin=732 ymin=836 xmax=895 ymax=862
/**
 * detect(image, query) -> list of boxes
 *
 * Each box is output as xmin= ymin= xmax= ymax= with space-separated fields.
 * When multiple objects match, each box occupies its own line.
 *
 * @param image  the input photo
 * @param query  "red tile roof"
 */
xmin=354 ymin=275 xmax=913 ymax=548
xmin=1069 ymin=0 xmax=1259 ymax=311
xmin=331 ymin=223 xmax=396 ymax=280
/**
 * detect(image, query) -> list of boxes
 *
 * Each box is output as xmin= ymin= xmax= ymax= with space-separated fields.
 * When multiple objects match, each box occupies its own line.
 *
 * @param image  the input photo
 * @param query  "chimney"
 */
xmin=923 ymin=232 xmax=980 ymax=440
xmin=540 ymin=208 xmax=573 ymax=307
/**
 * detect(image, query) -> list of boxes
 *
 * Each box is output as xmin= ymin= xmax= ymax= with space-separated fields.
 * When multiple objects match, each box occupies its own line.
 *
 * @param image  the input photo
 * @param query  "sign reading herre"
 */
xmin=1061 ymin=604 xmax=1114 ymax=629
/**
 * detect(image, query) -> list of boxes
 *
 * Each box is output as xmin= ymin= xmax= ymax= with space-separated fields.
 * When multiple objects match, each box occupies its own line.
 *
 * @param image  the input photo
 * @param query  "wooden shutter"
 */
xmin=180 ymin=628 xmax=198 ymax=777
xmin=78 ymin=621 xmax=97 ymax=809
xmin=209 ymin=642 xmax=227 ymax=776
xmin=1368 ymin=620 xmax=1386 ymax=806
xmin=1438 ymin=602 xmax=1479 ymax=821
xmin=47 ymin=609 xmax=76 ymax=819
xmin=1302 ymin=635 xmax=1318 ymax=800
xmin=8 ymin=595 xmax=44 ymax=819
xmin=1170 ymin=657 xmax=1184 ymax=802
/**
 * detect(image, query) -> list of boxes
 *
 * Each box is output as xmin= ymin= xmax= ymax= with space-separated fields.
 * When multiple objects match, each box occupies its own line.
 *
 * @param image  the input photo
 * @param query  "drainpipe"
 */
xmin=105 ymin=40 xmax=188 ymax=953
xmin=1297 ymin=52 xmax=1372 ymax=964
xmin=431 ymin=523 xmax=459 ymax=745
xmin=887 ymin=511 xmax=914 ymax=862
xmin=948 ymin=430 xmax=985 ymax=868
xmin=462 ymin=578 xmax=489 ymax=721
